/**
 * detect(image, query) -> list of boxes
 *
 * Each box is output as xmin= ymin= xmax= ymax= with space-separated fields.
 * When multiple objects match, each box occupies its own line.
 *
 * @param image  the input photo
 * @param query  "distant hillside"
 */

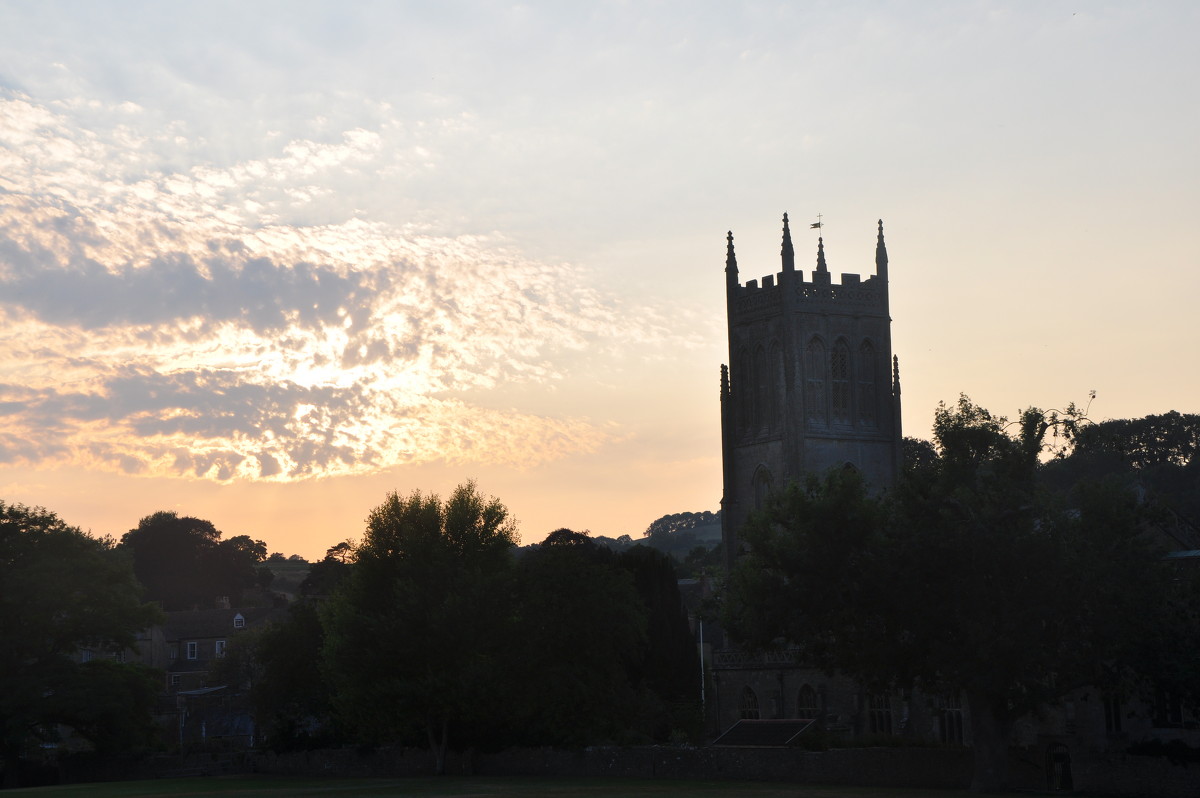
xmin=641 ymin=510 xmax=721 ymax=558
xmin=266 ymin=559 xmax=310 ymax=601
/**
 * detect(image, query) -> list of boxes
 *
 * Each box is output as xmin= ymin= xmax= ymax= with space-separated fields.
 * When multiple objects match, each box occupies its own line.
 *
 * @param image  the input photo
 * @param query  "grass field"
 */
xmin=6 ymin=775 xmax=980 ymax=798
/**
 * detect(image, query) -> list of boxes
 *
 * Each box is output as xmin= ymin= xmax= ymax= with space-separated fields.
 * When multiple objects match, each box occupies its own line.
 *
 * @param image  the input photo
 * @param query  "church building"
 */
xmin=709 ymin=215 xmax=932 ymax=740
xmin=719 ymin=214 xmax=903 ymax=568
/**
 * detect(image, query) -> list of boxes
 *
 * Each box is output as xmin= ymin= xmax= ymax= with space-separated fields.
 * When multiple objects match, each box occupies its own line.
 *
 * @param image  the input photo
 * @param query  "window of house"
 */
xmin=867 ymin=693 xmax=893 ymax=735
xmin=170 ymin=674 xmax=181 ymax=686
xmin=797 ymin=684 xmax=818 ymax=720
xmin=740 ymin=686 xmax=760 ymax=720
xmin=186 ymin=641 xmax=198 ymax=660
xmin=170 ymin=646 xmax=177 ymax=660
xmin=80 ymin=649 xmax=93 ymax=663
xmin=233 ymin=613 xmax=245 ymax=629
xmin=215 ymin=640 xmax=226 ymax=658
xmin=113 ymin=649 xmax=126 ymax=663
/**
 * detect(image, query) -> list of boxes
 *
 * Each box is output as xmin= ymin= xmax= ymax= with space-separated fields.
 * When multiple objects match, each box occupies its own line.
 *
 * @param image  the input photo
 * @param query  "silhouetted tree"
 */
xmin=298 ymin=541 xmax=357 ymax=598
xmin=120 ymin=511 xmax=267 ymax=609
xmin=0 ymin=503 xmax=162 ymax=786
xmin=214 ymin=601 xmax=339 ymax=750
xmin=618 ymin=545 xmax=702 ymax=740
xmin=509 ymin=529 xmax=647 ymax=746
xmin=724 ymin=396 xmax=1194 ymax=792
xmin=321 ymin=482 xmax=516 ymax=773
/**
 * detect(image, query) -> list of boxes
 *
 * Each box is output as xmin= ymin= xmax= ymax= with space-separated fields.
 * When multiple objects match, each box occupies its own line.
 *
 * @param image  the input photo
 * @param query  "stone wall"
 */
xmin=254 ymin=745 xmax=973 ymax=788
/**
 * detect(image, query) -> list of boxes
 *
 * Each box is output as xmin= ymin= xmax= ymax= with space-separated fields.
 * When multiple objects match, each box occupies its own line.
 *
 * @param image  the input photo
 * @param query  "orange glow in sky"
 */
xmin=0 ymin=3 xmax=1196 ymax=558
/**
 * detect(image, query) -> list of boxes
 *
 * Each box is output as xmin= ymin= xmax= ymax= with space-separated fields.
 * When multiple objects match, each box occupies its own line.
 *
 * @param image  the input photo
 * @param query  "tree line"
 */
xmin=4 ymin=398 xmax=1200 ymax=789
xmin=723 ymin=397 xmax=1200 ymax=792
xmin=1 ymin=482 xmax=700 ymax=781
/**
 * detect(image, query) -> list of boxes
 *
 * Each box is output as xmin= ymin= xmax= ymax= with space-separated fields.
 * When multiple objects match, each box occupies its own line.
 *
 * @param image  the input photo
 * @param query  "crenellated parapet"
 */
xmin=728 ymin=220 xmax=890 ymax=321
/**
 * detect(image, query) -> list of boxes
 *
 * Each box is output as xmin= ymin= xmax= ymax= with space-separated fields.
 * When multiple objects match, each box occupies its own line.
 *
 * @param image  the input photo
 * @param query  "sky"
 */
xmin=0 ymin=1 xmax=1196 ymax=559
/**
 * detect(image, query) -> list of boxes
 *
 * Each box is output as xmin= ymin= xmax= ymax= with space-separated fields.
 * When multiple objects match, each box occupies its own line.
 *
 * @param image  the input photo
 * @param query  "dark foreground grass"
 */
xmin=5 ymin=776 xmax=981 ymax=798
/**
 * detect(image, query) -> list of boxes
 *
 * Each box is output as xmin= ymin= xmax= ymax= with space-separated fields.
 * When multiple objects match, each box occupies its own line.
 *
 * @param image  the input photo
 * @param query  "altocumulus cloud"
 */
xmin=0 ymin=91 xmax=671 ymax=481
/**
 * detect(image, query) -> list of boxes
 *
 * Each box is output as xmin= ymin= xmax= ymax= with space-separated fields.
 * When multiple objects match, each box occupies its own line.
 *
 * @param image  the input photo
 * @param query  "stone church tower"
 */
xmin=720 ymin=215 xmax=903 ymax=568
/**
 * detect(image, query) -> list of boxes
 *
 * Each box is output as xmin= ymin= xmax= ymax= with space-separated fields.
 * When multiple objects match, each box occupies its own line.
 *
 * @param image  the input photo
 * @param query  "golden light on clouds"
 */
xmin=0 ymin=91 xmax=671 ymax=484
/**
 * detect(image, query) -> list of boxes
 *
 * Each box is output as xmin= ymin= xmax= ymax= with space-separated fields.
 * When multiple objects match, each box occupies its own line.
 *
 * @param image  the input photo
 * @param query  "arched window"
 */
xmin=768 ymin=341 xmax=783 ymax=432
xmin=858 ymin=340 xmax=877 ymax=425
xmin=831 ymin=339 xmax=851 ymax=423
xmin=752 ymin=466 xmax=773 ymax=512
xmin=740 ymin=686 xmax=760 ymax=720
xmin=867 ymin=693 xmax=893 ymax=735
xmin=753 ymin=345 xmax=767 ymax=434
xmin=797 ymin=684 xmax=818 ymax=720
xmin=805 ymin=338 xmax=826 ymax=425
xmin=937 ymin=694 xmax=964 ymax=744
xmin=736 ymin=347 xmax=750 ymax=435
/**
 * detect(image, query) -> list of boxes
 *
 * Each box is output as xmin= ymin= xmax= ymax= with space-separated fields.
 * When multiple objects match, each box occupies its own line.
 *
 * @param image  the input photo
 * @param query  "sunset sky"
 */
xmin=1 ymin=1 xmax=1196 ymax=558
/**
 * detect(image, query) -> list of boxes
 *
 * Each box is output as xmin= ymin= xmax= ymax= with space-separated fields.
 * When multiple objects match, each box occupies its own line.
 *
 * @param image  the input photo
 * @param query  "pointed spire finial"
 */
xmin=726 ymin=230 xmax=737 ymax=271
xmin=781 ymin=212 xmax=795 ymax=272
xmin=816 ymin=236 xmax=827 ymax=273
xmin=892 ymin=355 xmax=901 ymax=395
xmin=875 ymin=218 xmax=888 ymax=276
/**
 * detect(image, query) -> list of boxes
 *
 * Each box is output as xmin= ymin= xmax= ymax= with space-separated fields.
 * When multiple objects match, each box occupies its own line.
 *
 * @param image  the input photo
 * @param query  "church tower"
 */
xmin=720 ymin=215 xmax=903 ymax=568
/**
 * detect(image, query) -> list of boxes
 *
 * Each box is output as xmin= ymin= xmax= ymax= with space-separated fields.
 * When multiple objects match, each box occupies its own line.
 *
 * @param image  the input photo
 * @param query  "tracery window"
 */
xmin=1103 ymin=693 xmax=1122 ymax=734
xmin=858 ymin=341 xmax=876 ymax=425
xmin=740 ymin=686 xmax=761 ymax=720
xmin=797 ymin=684 xmax=819 ymax=720
xmin=867 ymin=693 xmax=892 ymax=734
xmin=753 ymin=345 xmax=767 ymax=434
xmin=937 ymin=694 xmax=964 ymax=744
xmin=805 ymin=338 xmax=826 ymax=424
xmin=831 ymin=340 xmax=851 ymax=423
xmin=752 ymin=466 xmax=773 ymax=512
xmin=737 ymin=348 xmax=750 ymax=435
xmin=768 ymin=341 xmax=782 ymax=432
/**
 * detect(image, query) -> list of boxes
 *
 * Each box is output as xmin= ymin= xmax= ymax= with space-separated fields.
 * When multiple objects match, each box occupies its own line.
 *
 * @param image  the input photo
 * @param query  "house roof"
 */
xmin=163 ymin=606 xmax=280 ymax=640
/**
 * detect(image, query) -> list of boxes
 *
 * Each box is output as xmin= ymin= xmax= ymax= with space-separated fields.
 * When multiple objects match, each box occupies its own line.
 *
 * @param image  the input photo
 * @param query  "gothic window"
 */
xmin=740 ymin=686 xmax=761 ymax=720
xmin=1153 ymin=687 xmax=1183 ymax=727
xmin=797 ymin=684 xmax=819 ymax=720
xmin=737 ymin=348 xmax=750 ymax=435
xmin=937 ymin=694 xmax=964 ymax=744
xmin=753 ymin=345 xmax=767 ymax=434
xmin=831 ymin=340 xmax=851 ymax=423
xmin=752 ymin=466 xmax=773 ymax=512
xmin=1102 ymin=693 xmax=1122 ymax=734
xmin=805 ymin=338 xmax=826 ymax=425
xmin=858 ymin=340 xmax=877 ymax=425
xmin=768 ymin=341 xmax=783 ymax=432
xmin=867 ymin=693 xmax=892 ymax=735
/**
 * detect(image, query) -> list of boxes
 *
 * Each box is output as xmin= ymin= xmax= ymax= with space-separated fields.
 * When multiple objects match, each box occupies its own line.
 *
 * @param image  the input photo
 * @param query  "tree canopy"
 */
xmin=0 ymin=503 xmax=162 ymax=786
xmin=119 ymin=511 xmax=271 ymax=609
xmin=320 ymin=482 xmax=517 ymax=773
xmin=724 ymin=396 xmax=1197 ymax=792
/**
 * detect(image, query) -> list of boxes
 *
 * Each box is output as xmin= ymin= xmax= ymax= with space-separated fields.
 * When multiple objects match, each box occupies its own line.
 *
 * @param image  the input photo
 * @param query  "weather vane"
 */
xmin=810 ymin=213 xmax=823 ymax=231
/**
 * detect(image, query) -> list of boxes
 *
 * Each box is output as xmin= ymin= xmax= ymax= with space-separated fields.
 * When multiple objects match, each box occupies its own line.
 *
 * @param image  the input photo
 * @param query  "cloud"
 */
xmin=0 ymin=90 xmax=677 ymax=482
